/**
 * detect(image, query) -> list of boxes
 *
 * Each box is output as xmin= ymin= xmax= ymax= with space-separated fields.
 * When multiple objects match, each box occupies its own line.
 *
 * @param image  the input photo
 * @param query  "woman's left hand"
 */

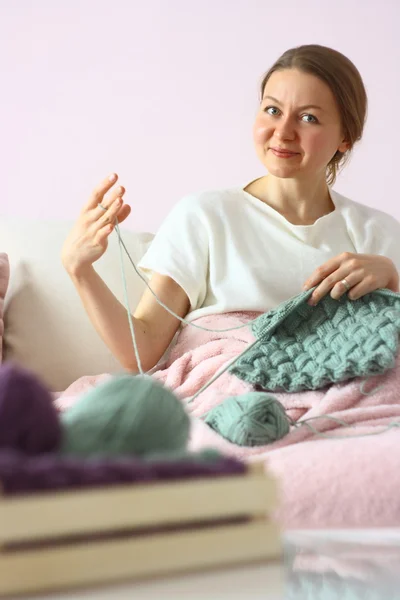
xmin=303 ymin=252 xmax=399 ymax=306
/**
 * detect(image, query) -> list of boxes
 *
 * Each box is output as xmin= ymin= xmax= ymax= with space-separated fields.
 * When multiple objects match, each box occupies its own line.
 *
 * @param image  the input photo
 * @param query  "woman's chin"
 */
xmin=263 ymin=161 xmax=300 ymax=177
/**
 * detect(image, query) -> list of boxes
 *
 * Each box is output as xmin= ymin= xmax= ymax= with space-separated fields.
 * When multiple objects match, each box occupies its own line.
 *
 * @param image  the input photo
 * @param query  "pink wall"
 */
xmin=1 ymin=0 xmax=399 ymax=233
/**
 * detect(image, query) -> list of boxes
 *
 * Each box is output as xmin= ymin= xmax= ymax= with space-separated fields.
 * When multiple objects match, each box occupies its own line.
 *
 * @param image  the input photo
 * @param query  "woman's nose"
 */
xmin=275 ymin=117 xmax=296 ymax=139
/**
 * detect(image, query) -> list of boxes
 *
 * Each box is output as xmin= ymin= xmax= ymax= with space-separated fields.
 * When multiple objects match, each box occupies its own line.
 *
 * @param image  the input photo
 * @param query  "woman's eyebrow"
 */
xmin=263 ymin=95 xmax=325 ymax=112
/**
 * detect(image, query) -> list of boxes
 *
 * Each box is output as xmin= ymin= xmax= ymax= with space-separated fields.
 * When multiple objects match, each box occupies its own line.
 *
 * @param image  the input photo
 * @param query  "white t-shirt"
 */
xmin=138 ymin=186 xmax=400 ymax=323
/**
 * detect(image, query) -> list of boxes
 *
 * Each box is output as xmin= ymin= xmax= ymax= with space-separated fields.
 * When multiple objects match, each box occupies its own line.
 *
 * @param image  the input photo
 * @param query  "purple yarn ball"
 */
xmin=0 ymin=363 xmax=62 ymax=455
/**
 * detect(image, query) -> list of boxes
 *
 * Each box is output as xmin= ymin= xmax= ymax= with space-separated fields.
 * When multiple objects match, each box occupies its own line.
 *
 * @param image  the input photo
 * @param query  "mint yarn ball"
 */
xmin=204 ymin=392 xmax=290 ymax=447
xmin=60 ymin=375 xmax=190 ymax=458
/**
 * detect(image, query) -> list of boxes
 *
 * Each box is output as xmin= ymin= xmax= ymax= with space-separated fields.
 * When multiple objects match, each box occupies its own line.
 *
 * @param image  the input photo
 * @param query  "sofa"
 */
xmin=3 ymin=215 xmax=400 ymax=532
xmin=0 ymin=216 xmax=154 ymax=391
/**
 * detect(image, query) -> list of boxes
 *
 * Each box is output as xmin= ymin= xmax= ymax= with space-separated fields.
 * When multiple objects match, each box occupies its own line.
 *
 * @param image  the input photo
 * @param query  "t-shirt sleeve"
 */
xmin=344 ymin=200 xmax=400 ymax=273
xmin=364 ymin=212 xmax=400 ymax=274
xmin=137 ymin=194 xmax=209 ymax=311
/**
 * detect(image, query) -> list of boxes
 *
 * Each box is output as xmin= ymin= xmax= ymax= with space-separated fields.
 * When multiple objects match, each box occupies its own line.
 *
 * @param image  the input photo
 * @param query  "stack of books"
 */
xmin=0 ymin=455 xmax=281 ymax=596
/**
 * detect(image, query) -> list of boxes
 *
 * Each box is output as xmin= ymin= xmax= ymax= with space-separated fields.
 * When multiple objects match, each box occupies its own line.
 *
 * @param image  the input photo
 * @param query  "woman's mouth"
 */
xmin=270 ymin=148 xmax=299 ymax=158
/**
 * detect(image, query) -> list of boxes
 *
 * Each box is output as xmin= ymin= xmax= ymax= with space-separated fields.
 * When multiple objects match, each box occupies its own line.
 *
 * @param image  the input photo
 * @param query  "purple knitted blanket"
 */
xmin=0 ymin=449 xmax=246 ymax=496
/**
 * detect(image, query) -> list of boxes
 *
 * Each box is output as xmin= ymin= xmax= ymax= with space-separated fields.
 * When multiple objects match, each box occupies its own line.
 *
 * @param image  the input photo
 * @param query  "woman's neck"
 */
xmin=244 ymin=175 xmax=335 ymax=226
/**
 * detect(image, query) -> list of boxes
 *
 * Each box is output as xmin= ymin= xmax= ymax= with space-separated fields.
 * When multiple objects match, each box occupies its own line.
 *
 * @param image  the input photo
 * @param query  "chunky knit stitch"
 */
xmin=230 ymin=287 xmax=400 ymax=392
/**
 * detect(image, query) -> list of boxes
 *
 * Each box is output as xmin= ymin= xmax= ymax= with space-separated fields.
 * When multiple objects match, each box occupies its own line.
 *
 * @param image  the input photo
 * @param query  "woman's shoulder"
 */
xmin=172 ymin=186 xmax=244 ymax=216
xmin=331 ymin=188 xmax=400 ymax=232
xmin=156 ymin=187 xmax=245 ymax=237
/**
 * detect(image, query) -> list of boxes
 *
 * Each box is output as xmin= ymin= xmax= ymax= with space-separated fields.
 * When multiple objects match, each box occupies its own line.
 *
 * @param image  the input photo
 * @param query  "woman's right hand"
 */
xmin=62 ymin=173 xmax=131 ymax=276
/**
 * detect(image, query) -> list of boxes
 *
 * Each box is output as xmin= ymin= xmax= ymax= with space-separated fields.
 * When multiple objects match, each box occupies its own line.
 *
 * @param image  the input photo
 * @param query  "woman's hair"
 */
xmin=260 ymin=44 xmax=368 ymax=186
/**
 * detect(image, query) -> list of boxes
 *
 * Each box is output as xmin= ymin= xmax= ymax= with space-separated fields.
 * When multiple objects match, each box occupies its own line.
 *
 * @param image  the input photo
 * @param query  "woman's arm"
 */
xmin=62 ymin=173 xmax=191 ymax=372
xmin=69 ymin=267 xmax=190 ymax=372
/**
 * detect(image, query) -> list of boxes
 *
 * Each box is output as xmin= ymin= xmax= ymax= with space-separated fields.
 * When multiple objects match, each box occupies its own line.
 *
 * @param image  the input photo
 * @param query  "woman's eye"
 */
xmin=302 ymin=114 xmax=318 ymax=124
xmin=265 ymin=106 xmax=280 ymax=116
xmin=265 ymin=106 xmax=318 ymax=124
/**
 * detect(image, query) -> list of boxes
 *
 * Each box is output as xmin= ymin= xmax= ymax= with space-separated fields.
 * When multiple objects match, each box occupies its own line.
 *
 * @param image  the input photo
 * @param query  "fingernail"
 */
xmin=108 ymin=173 xmax=116 ymax=181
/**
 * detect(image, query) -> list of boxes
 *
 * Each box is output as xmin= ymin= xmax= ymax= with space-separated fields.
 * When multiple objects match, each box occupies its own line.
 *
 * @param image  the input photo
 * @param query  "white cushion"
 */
xmin=0 ymin=217 xmax=154 ymax=391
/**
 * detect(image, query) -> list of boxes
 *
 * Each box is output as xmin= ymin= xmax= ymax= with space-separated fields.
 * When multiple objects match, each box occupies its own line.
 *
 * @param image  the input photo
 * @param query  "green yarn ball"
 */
xmin=204 ymin=392 xmax=290 ymax=447
xmin=60 ymin=375 xmax=190 ymax=458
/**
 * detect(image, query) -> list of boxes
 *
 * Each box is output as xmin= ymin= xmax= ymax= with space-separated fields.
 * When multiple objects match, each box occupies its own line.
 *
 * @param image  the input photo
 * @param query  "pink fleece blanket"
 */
xmin=56 ymin=311 xmax=400 ymax=530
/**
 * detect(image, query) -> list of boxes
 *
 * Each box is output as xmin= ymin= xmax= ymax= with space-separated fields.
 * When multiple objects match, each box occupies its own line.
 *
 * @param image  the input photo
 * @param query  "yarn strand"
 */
xmin=112 ymin=216 xmax=257 ymax=334
xmin=99 ymin=209 xmax=400 ymax=446
xmin=109 ymin=212 xmax=263 ymax=385
xmin=297 ymin=418 xmax=400 ymax=440
xmin=187 ymin=338 xmax=262 ymax=403
xmin=114 ymin=221 xmax=144 ymax=374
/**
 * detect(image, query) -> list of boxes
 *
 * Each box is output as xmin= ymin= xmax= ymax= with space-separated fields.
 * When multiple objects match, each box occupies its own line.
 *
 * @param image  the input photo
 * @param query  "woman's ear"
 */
xmin=338 ymin=138 xmax=350 ymax=153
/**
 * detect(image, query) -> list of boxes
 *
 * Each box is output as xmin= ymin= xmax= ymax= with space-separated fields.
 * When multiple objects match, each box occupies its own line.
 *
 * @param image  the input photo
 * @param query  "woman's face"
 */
xmin=253 ymin=68 xmax=349 ymax=179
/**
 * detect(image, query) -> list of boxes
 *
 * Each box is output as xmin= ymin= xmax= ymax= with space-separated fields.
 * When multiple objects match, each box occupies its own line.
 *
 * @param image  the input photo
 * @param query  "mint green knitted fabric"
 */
xmin=230 ymin=287 xmax=400 ymax=393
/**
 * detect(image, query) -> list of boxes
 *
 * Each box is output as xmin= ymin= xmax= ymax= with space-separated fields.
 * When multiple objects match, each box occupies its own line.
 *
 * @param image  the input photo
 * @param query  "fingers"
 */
xmin=329 ymin=276 xmax=354 ymax=301
xmin=82 ymin=173 xmax=129 ymax=225
xmin=95 ymin=221 xmax=114 ymax=243
xmin=84 ymin=173 xmax=121 ymax=212
xmin=303 ymin=253 xmax=357 ymax=306
xmin=95 ymin=184 xmax=126 ymax=217
xmin=308 ymin=270 xmax=363 ymax=306
xmin=95 ymin=197 xmax=124 ymax=229
xmin=94 ymin=202 xmax=132 ymax=247
xmin=336 ymin=280 xmax=364 ymax=301
xmin=114 ymin=203 xmax=131 ymax=224
xmin=303 ymin=254 xmax=345 ymax=291
xmin=94 ymin=201 xmax=122 ymax=242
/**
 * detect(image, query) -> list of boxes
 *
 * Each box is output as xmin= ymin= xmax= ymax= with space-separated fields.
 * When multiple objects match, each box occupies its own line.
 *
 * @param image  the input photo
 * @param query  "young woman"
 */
xmin=62 ymin=44 xmax=400 ymax=374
